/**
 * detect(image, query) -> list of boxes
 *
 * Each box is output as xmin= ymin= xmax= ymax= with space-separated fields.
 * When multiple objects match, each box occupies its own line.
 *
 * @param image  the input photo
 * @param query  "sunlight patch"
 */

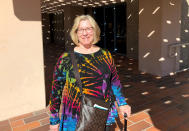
xmin=159 ymin=86 xmax=166 ymax=89
xmin=164 ymin=100 xmax=172 ymax=104
xmin=141 ymin=92 xmax=149 ymax=95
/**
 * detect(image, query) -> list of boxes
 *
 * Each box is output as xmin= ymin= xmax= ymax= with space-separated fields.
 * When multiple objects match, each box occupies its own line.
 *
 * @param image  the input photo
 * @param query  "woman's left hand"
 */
xmin=119 ymin=104 xmax=131 ymax=118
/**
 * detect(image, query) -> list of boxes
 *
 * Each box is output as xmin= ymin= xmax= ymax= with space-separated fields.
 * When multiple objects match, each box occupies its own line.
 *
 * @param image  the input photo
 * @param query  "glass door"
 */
xmin=93 ymin=3 xmax=127 ymax=54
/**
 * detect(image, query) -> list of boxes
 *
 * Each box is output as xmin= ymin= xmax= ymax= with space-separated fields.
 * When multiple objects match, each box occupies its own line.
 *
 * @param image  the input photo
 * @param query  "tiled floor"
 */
xmin=1 ymin=55 xmax=189 ymax=131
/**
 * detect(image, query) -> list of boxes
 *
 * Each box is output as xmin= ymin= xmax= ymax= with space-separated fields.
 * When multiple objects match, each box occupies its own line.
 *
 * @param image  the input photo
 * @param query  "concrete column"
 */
xmin=139 ymin=0 xmax=182 ymax=76
xmin=180 ymin=0 xmax=189 ymax=70
xmin=161 ymin=0 xmax=181 ymax=75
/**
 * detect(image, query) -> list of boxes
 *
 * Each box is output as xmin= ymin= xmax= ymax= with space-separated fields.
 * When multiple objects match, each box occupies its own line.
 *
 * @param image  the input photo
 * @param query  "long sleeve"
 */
xmin=49 ymin=54 xmax=67 ymax=125
xmin=108 ymin=51 xmax=127 ymax=107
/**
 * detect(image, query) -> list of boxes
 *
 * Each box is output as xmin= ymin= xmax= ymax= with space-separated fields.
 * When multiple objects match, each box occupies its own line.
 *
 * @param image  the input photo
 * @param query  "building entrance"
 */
xmin=92 ymin=3 xmax=127 ymax=55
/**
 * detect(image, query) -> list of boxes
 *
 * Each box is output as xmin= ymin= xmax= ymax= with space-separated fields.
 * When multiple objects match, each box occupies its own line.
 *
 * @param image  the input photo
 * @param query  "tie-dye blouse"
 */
xmin=49 ymin=48 xmax=127 ymax=130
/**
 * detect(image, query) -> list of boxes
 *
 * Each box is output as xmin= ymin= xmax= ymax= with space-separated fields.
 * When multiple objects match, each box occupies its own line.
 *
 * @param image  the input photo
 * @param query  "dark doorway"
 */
xmin=41 ymin=12 xmax=66 ymax=106
xmin=92 ymin=3 xmax=127 ymax=55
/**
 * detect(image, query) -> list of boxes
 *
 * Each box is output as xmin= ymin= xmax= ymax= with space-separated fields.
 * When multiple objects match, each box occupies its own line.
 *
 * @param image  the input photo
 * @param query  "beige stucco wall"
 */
xmin=0 ymin=0 xmax=45 ymax=121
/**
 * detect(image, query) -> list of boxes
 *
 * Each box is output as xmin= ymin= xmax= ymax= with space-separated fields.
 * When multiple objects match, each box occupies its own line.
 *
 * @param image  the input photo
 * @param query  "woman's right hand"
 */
xmin=50 ymin=124 xmax=59 ymax=131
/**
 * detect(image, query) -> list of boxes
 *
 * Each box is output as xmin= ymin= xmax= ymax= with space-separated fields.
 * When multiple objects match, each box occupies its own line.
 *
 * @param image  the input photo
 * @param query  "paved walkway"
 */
xmin=1 ymin=55 xmax=189 ymax=131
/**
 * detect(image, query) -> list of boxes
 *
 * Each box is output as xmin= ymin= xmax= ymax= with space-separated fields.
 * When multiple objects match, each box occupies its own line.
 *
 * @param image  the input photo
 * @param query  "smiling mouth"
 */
xmin=82 ymin=37 xmax=90 ymax=39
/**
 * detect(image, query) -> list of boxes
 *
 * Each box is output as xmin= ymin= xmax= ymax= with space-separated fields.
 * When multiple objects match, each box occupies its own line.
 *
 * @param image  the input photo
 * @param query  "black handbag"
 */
xmin=70 ymin=52 xmax=112 ymax=131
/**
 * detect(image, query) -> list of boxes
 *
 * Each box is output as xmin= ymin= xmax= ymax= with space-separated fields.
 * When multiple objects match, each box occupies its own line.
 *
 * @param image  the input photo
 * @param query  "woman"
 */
xmin=49 ymin=15 xmax=131 ymax=131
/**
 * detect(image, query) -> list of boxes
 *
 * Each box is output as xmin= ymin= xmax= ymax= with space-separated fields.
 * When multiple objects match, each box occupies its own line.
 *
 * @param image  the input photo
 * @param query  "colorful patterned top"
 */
xmin=49 ymin=48 xmax=127 ymax=131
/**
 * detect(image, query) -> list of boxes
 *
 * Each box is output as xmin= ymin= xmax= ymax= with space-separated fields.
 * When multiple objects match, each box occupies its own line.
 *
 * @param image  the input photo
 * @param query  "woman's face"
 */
xmin=77 ymin=19 xmax=94 ymax=46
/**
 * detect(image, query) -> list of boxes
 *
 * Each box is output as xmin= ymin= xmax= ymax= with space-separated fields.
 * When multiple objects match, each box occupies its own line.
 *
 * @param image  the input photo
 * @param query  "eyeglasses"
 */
xmin=77 ymin=27 xmax=93 ymax=34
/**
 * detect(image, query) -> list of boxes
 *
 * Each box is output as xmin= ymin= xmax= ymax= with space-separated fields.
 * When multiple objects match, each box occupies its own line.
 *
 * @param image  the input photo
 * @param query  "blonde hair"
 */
xmin=70 ymin=15 xmax=101 ymax=45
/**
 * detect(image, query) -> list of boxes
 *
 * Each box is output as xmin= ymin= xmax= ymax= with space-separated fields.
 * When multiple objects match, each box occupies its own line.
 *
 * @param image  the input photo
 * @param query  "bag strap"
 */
xmin=70 ymin=51 xmax=83 ymax=95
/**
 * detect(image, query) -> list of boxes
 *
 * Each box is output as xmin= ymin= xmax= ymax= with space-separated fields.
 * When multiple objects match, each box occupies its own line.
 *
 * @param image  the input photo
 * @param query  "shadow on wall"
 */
xmin=12 ymin=0 xmax=41 ymax=21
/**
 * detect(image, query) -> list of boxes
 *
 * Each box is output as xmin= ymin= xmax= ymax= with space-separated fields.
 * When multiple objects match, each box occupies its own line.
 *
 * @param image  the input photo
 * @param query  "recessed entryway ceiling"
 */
xmin=41 ymin=0 xmax=126 ymax=13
